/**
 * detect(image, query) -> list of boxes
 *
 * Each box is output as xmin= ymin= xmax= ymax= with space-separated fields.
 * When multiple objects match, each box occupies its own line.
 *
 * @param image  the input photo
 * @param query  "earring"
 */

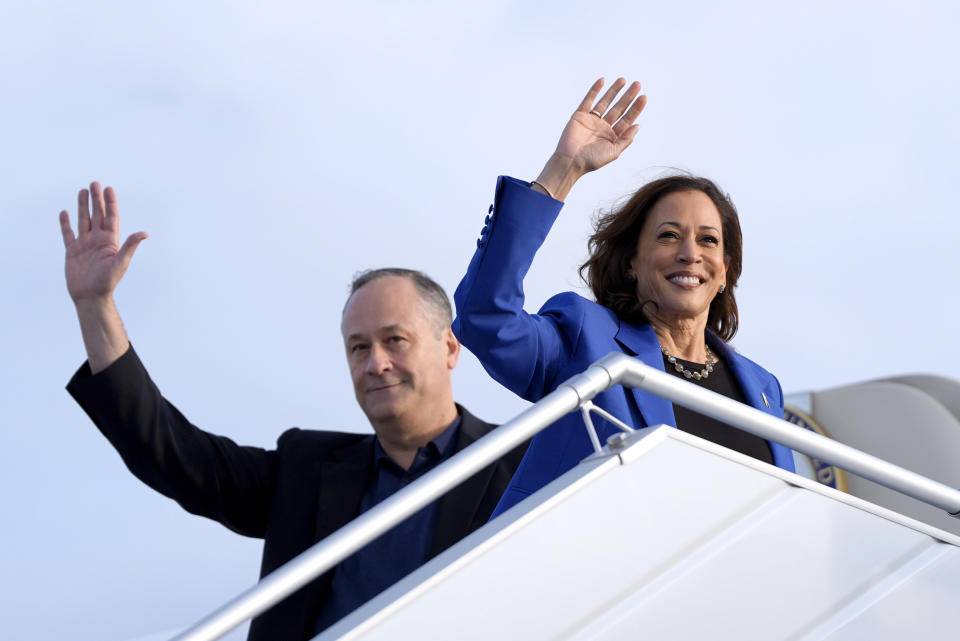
xmin=719 ymin=284 xmax=726 ymax=293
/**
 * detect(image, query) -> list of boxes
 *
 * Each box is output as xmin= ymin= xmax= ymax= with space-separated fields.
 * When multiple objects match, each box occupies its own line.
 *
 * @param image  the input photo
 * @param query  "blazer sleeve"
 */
xmin=66 ymin=346 xmax=278 ymax=538
xmin=453 ymin=176 xmax=580 ymax=402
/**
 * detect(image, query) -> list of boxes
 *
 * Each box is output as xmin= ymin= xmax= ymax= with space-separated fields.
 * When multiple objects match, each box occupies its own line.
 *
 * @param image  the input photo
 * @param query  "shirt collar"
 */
xmin=372 ymin=412 xmax=463 ymax=472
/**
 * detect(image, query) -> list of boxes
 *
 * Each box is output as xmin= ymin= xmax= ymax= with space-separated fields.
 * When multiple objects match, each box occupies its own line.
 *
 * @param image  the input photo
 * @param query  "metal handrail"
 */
xmin=169 ymin=352 xmax=960 ymax=641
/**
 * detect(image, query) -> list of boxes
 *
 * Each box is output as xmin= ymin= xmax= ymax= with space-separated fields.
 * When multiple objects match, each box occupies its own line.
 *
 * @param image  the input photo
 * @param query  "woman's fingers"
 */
xmin=603 ymin=81 xmax=642 ymax=124
xmin=616 ymin=124 xmax=641 ymax=152
xmin=612 ymin=93 xmax=648 ymax=137
xmin=589 ymin=77 xmax=627 ymax=118
xmin=575 ymin=78 xmax=606 ymax=113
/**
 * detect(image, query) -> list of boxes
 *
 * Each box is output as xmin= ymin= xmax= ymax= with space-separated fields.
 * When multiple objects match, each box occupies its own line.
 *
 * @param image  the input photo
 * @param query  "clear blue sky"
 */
xmin=2 ymin=2 xmax=958 ymax=639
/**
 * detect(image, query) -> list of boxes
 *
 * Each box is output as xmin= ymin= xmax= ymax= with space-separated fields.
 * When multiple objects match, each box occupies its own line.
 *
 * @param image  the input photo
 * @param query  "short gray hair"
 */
xmin=345 ymin=267 xmax=453 ymax=334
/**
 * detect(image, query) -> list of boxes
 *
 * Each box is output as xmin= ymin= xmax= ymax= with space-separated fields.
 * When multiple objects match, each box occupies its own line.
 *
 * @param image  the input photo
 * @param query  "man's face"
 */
xmin=341 ymin=276 xmax=459 ymax=436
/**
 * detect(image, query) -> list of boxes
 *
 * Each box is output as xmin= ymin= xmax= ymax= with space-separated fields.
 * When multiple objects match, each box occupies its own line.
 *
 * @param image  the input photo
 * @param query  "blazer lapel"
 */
xmin=708 ymin=334 xmax=778 ymax=418
xmin=315 ymin=436 xmax=375 ymax=541
xmin=614 ymin=320 xmax=677 ymax=428
xmin=429 ymin=409 xmax=498 ymax=557
xmin=256 ymin=436 xmax=372 ymax=641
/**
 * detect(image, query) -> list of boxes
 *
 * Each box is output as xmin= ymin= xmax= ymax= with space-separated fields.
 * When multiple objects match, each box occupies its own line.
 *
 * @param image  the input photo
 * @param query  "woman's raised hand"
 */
xmin=534 ymin=78 xmax=647 ymax=201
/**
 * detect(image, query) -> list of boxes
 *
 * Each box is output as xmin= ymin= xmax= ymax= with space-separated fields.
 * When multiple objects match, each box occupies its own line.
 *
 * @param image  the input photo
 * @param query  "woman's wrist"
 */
xmin=533 ymin=153 xmax=585 ymax=202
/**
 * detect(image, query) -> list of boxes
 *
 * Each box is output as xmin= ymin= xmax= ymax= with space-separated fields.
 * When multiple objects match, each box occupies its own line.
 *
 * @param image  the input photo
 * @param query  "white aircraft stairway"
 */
xmin=320 ymin=425 xmax=960 ymax=640
xmin=163 ymin=353 xmax=960 ymax=641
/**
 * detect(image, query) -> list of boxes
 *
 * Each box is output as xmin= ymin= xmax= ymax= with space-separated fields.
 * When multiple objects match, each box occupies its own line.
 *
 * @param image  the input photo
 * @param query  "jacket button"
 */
xmin=488 ymin=204 xmax=494 ymax=214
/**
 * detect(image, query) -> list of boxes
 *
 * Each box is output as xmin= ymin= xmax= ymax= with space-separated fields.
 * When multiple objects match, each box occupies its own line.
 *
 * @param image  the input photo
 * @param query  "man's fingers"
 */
xmin=104 ymin=186 xmax=120 ymax=232
xmin=90 ymin=181 xmax=106 ymax=231
xmin=118 ymin=232 xmax=148 ymax=269
xmin=77 ymin=188 xmax=91 ymax=234
xmin=576 ymin=78 xmax=605 ymax=113
xmin=59 ymin=210 xmax=76 ymax=248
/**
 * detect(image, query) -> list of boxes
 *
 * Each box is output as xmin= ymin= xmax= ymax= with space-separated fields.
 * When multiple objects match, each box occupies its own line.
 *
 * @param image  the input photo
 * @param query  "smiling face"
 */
xmin=341 ymin=275 xmax=459 ymax=442
xmin=629 ymin=190 xmax=729 ymax=328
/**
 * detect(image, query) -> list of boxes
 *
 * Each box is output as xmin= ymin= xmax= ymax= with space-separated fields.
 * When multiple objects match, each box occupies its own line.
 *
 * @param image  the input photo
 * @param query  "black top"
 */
xmin=663 ymin=352 xmax=774 ymax=465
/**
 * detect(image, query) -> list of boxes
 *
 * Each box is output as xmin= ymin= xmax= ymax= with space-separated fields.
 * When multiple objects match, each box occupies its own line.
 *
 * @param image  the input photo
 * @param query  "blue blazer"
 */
xmin=454 ymin=176 xmax=796 ymax=516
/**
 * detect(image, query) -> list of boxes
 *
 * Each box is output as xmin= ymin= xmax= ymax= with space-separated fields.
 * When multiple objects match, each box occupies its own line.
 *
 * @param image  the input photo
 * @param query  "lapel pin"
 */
xmin=761 ymin=392 xmax=770 ymax=408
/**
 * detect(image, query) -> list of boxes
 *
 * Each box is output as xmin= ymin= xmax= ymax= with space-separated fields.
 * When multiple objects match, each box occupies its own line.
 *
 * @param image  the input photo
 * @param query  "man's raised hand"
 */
xmin=59 ymin=182 xmax=148 ymax=373
xmin=59 ymin=182 xmax=148 ymax=305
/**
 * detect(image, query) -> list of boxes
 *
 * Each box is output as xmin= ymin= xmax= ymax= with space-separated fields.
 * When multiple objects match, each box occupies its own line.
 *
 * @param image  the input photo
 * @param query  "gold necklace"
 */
xmin=662 ymin=346 xmax=716 ymax=380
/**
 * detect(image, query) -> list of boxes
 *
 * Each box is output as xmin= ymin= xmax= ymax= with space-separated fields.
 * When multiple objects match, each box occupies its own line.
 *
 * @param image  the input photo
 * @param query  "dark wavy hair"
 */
xmin=579 ymin=174 xmax=743 ymax=341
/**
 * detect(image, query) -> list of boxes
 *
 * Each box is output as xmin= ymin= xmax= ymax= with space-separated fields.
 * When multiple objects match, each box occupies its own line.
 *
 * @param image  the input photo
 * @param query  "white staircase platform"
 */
xmin=318 ymin=425 xmax=960 ymax=641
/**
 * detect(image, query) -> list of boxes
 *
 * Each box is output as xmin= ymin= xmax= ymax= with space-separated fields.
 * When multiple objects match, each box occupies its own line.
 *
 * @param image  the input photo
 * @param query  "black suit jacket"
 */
xmin=67 ymin=347 xmax=526 ymax=641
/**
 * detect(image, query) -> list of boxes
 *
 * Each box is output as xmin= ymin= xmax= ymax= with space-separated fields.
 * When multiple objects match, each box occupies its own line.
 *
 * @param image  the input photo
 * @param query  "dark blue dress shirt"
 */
xmin=314 ymin=416 xmax=461 ymax=633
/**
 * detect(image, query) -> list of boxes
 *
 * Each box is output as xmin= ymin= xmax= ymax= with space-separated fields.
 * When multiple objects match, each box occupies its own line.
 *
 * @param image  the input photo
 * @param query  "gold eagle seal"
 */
xmin=783 ymin=405 xmax=848 ymax=492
